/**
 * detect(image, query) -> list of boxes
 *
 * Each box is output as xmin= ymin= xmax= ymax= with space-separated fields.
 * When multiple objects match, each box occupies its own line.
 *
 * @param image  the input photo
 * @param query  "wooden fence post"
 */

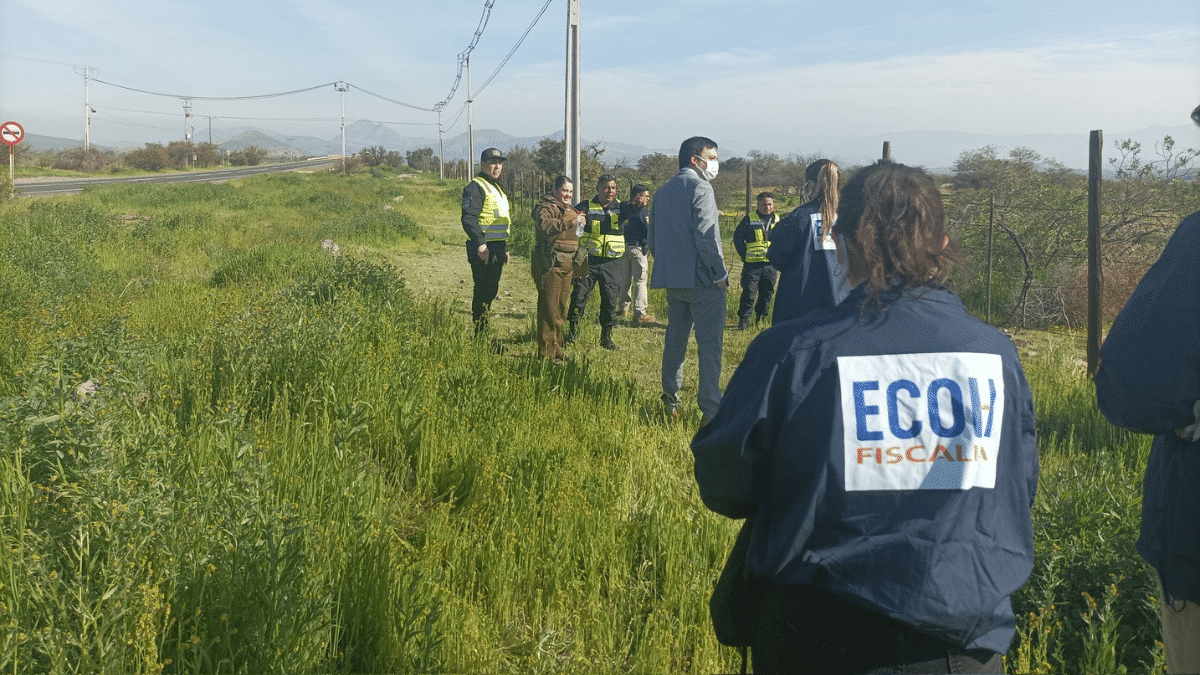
xmin=1088 ymin=130 xmax=1103 ymax=376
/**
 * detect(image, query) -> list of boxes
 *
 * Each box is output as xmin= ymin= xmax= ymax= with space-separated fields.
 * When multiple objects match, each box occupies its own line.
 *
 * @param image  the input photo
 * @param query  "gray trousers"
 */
xmin=662 ymin=286 xmax=727 ymax=420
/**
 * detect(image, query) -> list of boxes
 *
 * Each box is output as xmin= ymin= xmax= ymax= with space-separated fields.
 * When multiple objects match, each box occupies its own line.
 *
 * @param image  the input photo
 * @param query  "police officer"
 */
xmin=567 ymin=173 xmax=624 ymax=350
xmin=461 ymin=148 xmax=510 ymax=335
xmin=692 ymin=161 xmax=1038 ymax=674
xmin=733 ymin=192 xmax=780 ymax=330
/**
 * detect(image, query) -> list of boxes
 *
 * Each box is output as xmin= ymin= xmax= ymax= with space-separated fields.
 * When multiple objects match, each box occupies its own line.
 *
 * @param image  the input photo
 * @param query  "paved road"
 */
xmin=13 ymin=159 xmax=343 ymax=197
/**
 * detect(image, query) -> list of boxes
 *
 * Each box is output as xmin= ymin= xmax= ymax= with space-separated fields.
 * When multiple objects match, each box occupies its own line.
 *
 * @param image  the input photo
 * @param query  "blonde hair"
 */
xmin=806 ymin=159 xmax=840 ymax=237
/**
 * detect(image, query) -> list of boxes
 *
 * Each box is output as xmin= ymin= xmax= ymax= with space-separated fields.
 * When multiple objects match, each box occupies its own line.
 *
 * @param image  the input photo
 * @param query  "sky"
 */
xmin=2 ymin=0 xmax=1198 ymax=165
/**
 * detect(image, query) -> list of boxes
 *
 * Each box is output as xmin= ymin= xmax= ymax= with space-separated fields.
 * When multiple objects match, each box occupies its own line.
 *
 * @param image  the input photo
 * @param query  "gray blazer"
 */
xmin=648 ymin=167 xmax=728 ymax=289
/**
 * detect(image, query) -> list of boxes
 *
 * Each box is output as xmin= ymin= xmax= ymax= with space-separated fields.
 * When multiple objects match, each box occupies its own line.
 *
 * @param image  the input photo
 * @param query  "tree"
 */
xmin=361 ymin=146 xmax=387 ymax=166
xmin=534 ymin=138 xmax=564 ymax=177
xmin=243 ymin=146 xmax=268 ymax=166
xmin=637 ymin=152 xmax=677 ymax=185
xmin=124 ymin=143 xmax=169 ymax=171
xmin=945 ymin=146 xmax=1090 ymax=326
xmin=746 ymin=150 xmax=784 ymax=186
xmin=167 ymin=140 xmax=195 ymax=169
xmin=406 ymin=147 xmax=436 ymax=172
xmin=533 ymin=138 xmax=604 ymax=187
xmin=195 ymin=142 xmax=221 ymax=167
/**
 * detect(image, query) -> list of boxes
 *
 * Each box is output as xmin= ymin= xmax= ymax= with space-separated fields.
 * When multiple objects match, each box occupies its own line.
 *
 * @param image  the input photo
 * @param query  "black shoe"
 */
xmin=564 ymin=321 xmax=578 ymax=346
xmin=737 ymin=318 xmax=749 ymax=331
xmin=600 ymin=326 xmax=619 ymax=351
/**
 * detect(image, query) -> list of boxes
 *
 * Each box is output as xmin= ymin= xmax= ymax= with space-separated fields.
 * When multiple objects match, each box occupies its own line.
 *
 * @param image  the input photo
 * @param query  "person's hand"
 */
xmin=504 ymin=251 xmax=511 ymax=265
xmin=717 ymin=279 xmax=728 ymax=290
xmin=575 ymin=212 xmax=586 ymax=226
xmin=477 ymin=244 xmax=489 ymax=263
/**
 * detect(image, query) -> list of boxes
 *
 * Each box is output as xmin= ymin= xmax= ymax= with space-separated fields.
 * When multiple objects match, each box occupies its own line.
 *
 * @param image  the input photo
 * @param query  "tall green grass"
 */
xmin=0 ymin=171 xmax=1167 ymax=673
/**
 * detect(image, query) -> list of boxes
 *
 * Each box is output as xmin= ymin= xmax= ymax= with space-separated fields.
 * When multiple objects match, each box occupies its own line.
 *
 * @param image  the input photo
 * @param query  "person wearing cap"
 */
xmin=462 ymin=148 xmax=511 ymax=335
xmin=733 ymin=191 xmax=780 ymax=330
xmin=1095 ymin=102 xmax=1200 ymax=675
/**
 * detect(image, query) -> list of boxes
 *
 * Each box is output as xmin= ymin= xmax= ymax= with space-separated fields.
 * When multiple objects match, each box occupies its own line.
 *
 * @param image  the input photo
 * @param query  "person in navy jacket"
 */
xmin=693 ymin=161 xmax=1039 ymax=674
xmin=768 ymin=159 xmax=851 ymax=325
xmin=1094 ymin=100 xmax=1200 ymax=675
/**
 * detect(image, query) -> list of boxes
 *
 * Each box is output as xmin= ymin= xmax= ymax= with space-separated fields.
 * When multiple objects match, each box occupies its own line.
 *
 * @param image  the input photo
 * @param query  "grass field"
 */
xmin=0 ymin=168 xmax=1165 ymax=673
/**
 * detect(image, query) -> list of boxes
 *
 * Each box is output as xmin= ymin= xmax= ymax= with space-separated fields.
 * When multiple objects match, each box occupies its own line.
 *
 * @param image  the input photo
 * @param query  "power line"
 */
xmin=434 ymin=0 xmax=496 ymax=112
xmin=475 ymin=0 xmax=555 ymax=97
xmin=90 ymin=77 xmax=338 ymax=101
xmin=347 ymin=84 xmax=435 ymax=113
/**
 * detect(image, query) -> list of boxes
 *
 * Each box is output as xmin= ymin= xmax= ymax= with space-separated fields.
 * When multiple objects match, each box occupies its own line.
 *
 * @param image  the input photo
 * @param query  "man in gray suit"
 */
xmin=649 ymin=136 xmax=729 ymax=424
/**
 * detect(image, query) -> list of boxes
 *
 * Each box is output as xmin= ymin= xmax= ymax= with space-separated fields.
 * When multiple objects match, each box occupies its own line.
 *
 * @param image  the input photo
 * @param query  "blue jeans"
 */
xmin=662 ymin=286 xmax=727 ymax=420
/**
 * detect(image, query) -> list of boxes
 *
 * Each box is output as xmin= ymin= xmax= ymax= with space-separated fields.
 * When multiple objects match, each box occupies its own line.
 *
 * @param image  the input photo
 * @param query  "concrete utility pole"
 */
xmin=74 ymin=66 xmax=100 ymax=151
xmin=564 ymin=0 xmax=581 ymax=185
xmin=182 ymin=100 xmax=192 ymax=142
xmin=335 ymin=82 xmax=349 ymax=173
xmin=437 ymin=108 xmax=445 ymax=179
xmin=467 ymin=56 xmax=475 ymax=177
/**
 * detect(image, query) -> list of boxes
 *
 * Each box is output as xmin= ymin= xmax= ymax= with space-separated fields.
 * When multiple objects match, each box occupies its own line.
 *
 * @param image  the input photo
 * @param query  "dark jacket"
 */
xmin=692 ymin=284 xmax=1039 ymax=654
xmin=533 ymin=194 xmax=581 ymax=252
xmin=733 ymin=210 xmax=779 ymax=263
xmin=461 ymin=173 xmax=508 ymax=248
xmin=768 ymin=200 xmax=849 ymax=324
xmin=620 ymin=201 xmax=650 ymax=248
xmin=1095 ymin=210 xmax=1200 ymax=604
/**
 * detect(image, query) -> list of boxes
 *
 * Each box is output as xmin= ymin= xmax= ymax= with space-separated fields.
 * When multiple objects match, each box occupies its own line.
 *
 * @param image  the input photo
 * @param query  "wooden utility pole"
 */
xmin=564 ymin=0 xmax=581 ymax=186
xmin=1087 ymin=130 xmax=1104 ymax=376
xmin=745 ymin=163 xmax=752 ymax=216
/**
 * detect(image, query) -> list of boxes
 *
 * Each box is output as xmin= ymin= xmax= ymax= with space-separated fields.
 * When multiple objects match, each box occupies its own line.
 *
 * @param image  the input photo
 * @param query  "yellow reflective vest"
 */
xmin=744 ymin=213 xmax=776 ymax=263
xmin=579 ymin=199 xmax=625 ymax=259
xmin=471 ymin=176 xmax=511 ymax=242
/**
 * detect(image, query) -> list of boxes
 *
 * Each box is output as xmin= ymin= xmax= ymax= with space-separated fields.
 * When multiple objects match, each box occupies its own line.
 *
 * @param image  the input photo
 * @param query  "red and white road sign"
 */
xmin=1 ymin=121 xmax=25 ymax=146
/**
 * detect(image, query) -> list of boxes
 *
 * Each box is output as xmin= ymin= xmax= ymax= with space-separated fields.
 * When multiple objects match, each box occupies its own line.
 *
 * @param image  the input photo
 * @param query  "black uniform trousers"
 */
xmin=738 ymin=262 xmax=777 ymax=322
xmin=750 ymin=584 xmax=1003 ymax=674
xmin=468 ymin=241 xmax=507 ymax=327
xmin=568 ymin=255 xmax=622 ymax=328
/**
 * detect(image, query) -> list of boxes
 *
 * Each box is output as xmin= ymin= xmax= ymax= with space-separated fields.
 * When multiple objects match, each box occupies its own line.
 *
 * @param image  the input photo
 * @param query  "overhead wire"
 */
xmin=474 ymin=0 xmax=555 ymax=97
xmin=89 ymin=78 xmax=338 ymax=101
xmin=348 ymin=83 xmax=436 ymax=113
xmin=434 ymin=0 xmax=496 ymax=112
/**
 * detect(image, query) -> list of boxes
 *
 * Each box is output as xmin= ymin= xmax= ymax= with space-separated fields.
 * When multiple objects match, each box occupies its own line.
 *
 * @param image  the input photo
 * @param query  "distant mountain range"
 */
xmin=22 ymin=121 xmax=1200 ymax=172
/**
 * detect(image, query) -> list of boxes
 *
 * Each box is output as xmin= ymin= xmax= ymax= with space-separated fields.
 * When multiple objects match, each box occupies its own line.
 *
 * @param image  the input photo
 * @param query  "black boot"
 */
xmin=564 ymin=320 xmax=578 ymax=345
xmin=600 ymin=325 xmax=619 ymax=351
xmin=737 ymin=317 xmax=749 ymax=331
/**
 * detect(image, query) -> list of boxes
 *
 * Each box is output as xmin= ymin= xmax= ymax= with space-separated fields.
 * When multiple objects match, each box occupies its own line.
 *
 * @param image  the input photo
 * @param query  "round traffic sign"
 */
xmin=1 ymin=121 xmax=25 ymax=146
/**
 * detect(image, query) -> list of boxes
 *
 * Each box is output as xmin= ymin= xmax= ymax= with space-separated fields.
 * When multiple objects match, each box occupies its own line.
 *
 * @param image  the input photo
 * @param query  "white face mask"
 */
xmin=802 ymin=180 xmax=817 ymax=203
xmin=696 ymin=155 xmax=719 ymax=181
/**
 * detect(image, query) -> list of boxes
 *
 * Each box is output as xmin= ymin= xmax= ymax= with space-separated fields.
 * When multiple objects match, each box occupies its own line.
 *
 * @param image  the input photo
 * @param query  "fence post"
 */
xmin=882 ymin=142 xmax=891 ymax=160
xmin=745 ymin=163 xmax=752 ymax=217
xmin=1087 ymin=130 xmax=1104 ymax=376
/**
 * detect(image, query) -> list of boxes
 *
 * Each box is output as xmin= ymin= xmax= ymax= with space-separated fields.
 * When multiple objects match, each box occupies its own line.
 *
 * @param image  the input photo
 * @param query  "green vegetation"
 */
xmin=0 ymin=168 xmax=1179 ymax=673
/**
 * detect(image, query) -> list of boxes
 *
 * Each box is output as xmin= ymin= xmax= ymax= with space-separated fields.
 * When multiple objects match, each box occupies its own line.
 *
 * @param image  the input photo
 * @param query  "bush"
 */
xmin=53 ymin=147 xmax=109 ymax=172
xmin=125 ymin=143 xmax=169 ymax=171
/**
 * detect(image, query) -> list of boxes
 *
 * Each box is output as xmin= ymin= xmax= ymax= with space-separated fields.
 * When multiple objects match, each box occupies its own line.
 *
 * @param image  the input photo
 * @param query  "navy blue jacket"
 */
xmin=767 ymin=200 xmax=850 ymax=324
xmin=1095 ymin=210 xmax=1200 ymax=604
xmin=692 ymin=285 xmax=1039 ymax=654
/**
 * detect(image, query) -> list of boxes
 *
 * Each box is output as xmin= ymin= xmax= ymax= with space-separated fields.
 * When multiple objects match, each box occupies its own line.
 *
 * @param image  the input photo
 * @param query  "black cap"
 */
xmin=480 ymin=147 xmax=506 ymax=163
